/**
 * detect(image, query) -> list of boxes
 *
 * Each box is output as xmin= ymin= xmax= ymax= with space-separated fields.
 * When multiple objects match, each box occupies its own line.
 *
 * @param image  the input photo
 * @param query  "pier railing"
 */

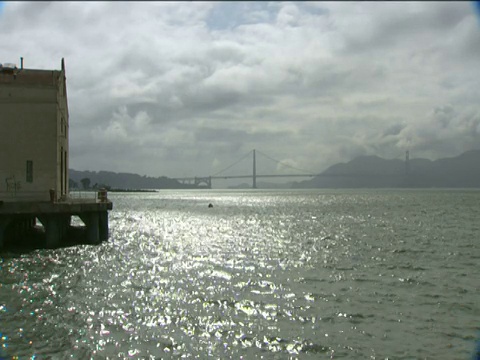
xmin=68 ymin=190 xmax=98 ymax=200
xmin=1 ymin=190 xmax=107 ymax=203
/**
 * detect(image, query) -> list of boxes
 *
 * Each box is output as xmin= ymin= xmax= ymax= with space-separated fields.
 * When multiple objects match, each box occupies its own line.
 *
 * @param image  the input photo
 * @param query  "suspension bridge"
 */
xmin=173 ymin=149 xmax=318 ymax=189
xmin=174 ymin=149 xmax=412 ymax=189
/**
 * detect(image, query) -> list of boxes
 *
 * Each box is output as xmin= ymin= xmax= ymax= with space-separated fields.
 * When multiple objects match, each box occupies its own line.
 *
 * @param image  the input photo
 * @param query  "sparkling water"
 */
xmin=1 ymin=189 xmax=479 ymax=359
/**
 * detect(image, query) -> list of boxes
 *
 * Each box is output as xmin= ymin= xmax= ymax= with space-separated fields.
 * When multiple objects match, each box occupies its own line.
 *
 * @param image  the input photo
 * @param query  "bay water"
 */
xmin=1 ymin=189 xmax=479 ymax=359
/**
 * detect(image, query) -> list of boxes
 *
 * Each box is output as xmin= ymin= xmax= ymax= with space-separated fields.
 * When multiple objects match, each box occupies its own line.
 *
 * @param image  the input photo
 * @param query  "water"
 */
xmin=1 ymin=189 xmax=479 ymax=359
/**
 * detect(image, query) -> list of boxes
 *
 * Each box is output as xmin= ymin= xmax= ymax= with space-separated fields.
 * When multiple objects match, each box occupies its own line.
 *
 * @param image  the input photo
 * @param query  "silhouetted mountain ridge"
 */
xmin=70 ymin=150 xmax=480 ymax=189
xmin=293 ymin=149 xmax=480 ymax=188
xmin=324 ymin=155 xmax=405 ymax=175
xmin=69 ymin=170 xmax=201 ymax=190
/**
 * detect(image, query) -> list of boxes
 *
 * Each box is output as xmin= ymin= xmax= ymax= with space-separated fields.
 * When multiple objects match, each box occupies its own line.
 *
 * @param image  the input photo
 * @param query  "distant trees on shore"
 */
xmin=70 ymin=177 xmax=111 ymax=191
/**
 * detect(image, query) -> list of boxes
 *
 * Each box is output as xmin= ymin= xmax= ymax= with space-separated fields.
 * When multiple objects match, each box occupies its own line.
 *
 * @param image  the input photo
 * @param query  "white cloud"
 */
xmin=1 ymin=1 xmax=479 ymax=181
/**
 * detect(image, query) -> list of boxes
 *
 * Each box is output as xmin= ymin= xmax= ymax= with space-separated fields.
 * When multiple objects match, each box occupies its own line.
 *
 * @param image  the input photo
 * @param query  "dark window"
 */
xmin=26 ymin=160 xmax=33 ymax=183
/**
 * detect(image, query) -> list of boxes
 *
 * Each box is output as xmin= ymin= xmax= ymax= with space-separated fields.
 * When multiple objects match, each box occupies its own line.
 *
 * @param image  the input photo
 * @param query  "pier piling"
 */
xmin=0 ymin=198 xmax=112 ymax=250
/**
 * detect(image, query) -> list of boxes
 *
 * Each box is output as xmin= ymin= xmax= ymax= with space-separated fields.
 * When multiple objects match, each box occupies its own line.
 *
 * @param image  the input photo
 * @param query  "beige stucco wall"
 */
xmin=56 ymin=68 xmax=69 ymax=199
xmin=0 ymin=67 xmax=69 ymax=202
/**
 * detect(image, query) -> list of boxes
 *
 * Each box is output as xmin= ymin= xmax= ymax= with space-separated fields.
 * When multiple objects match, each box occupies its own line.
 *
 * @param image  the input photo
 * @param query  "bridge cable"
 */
xmin=256 ymin=150 xmax=318 ymax=176
xmin=211 ymin=150 xmax=253 ymax=177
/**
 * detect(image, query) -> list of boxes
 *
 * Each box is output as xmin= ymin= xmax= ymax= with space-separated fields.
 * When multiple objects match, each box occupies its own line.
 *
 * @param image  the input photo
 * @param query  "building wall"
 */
xmin=55 ymin=66 xmax=69 ymax=199
xmin=0 ymin=64 xmax=69 ymax=201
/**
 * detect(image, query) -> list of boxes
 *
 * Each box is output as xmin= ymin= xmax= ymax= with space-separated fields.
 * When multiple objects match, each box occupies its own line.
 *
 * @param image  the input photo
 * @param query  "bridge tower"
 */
xmin=253 ymin=149 xmax=257 ymax=189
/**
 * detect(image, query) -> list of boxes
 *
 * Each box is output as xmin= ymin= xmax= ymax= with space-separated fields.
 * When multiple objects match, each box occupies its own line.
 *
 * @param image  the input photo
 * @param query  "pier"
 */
xmin=0 ymin=191 xmax=112 ymax=250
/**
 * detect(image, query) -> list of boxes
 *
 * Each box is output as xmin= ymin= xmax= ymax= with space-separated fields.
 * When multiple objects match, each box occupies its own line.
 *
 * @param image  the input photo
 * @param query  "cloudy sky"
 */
xmin=1 ymin=1 xmax=480 ymax=183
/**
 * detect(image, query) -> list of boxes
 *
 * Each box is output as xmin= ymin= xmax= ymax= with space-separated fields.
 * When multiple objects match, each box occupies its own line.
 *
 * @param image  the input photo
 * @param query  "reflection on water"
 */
xmin=1 ymin=189 xmax=479 ymax=358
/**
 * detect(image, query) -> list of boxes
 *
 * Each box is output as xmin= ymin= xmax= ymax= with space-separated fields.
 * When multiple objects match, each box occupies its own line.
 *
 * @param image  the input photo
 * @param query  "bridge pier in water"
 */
xmin=194 ymin=177 xmax=212 ymax=189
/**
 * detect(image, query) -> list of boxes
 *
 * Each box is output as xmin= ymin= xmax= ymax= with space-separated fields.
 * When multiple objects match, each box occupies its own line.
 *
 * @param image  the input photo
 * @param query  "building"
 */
xmin=0 ymin=58 xmax=69 ymax=201
xmin=0 ymin=58 xmax=112 ymax=250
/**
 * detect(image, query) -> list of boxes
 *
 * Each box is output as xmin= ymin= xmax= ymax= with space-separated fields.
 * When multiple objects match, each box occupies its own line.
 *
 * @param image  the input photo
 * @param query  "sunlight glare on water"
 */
xmin=0 ymin=189 xmax=479 ymax=359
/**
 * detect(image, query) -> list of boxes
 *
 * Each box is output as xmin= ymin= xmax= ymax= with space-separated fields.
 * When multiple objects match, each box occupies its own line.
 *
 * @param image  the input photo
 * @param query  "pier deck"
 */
xmin=0 ymin=197 xmax=113 ymax=250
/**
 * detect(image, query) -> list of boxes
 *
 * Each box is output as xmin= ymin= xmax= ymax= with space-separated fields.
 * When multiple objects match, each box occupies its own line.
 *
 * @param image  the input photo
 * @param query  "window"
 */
xmin=26 ymin=160 xmax=33 ymax=183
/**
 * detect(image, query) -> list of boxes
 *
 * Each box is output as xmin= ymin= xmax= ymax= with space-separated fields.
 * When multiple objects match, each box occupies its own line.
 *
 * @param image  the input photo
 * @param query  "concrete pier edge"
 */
xmin=0 ymin=199 xmax=112 ymax=250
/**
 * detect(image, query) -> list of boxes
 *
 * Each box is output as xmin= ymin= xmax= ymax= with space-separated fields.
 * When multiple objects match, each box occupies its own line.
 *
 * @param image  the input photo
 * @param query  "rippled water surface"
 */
xmin=1 ymin=189 xmax=479 ymax=359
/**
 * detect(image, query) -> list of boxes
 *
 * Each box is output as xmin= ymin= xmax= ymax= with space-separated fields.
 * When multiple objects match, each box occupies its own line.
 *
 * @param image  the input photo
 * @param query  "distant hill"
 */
xmin=69 ymin=170 xmax=202 ymax=190
xmin=70 ymin=150 xmax=480 ymax=190
xmin=292 ymin=149 xmax=480 ymax=188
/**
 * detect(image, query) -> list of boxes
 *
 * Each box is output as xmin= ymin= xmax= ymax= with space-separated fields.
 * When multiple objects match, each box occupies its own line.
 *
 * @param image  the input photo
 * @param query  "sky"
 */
xmin=1 ymin=1 xmax=480 ymax=182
